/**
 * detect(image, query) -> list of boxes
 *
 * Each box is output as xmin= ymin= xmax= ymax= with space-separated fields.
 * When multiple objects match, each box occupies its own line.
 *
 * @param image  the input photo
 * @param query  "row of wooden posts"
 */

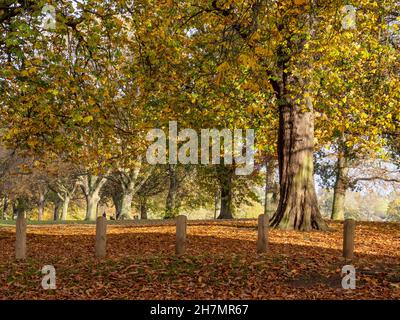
xmin=14 ymin=214 xmax=356 ymax=261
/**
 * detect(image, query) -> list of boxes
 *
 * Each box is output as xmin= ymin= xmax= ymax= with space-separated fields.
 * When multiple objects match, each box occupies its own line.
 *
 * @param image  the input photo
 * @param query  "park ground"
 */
xmin=0 ymin=220 xmax=399 ymax=300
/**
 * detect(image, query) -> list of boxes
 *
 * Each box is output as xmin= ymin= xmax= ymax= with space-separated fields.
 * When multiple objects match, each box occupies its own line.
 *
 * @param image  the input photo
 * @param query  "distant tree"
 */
xmin=387 ymin=199 xmax=400 ymax=222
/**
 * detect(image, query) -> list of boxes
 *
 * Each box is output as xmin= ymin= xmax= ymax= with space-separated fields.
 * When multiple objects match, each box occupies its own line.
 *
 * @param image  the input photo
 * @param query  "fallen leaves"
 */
xmin=0 ymin=220 xmax=398 ymax=299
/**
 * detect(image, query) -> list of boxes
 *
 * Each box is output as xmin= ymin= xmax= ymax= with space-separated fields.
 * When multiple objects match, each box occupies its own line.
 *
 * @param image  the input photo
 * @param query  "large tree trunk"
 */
xmin=85 ymin=191 xmax=100 ymax=221
xmin=331 ymin=150 xmax=349 ymax=220
xmin=270 ymin=99 xmax=328 ymax=231
xmin=119 ymin=192 xmax=133 ymax=220
xmin=61 ymin=195 xmax=70 ymax=221
xmin=165 ymin=165 xmax=178 ymax=218
xmin=217 ymin=165 xmax=234 ymax=219
xmin=81 ymin=173 xmax=108 ymax=221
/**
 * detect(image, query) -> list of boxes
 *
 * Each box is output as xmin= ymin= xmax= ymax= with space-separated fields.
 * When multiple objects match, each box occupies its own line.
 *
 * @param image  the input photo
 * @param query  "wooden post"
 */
xmin=257 ymin=214 xmax=269 ymax=253
xmin=175 ymin=215 xmax=187 ymax=255
xmin=95 ymin=216 xmax=107 ymax=258
xmin=15 ymin=214 xmax=27 ymax=260
xmin=343 ymin=218 xmax=355 ymax=260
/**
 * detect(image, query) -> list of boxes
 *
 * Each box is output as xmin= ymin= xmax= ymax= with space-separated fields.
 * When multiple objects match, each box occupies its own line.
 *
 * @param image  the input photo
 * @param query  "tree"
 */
xmin=134 ymin=166 xmax=169 ymax=219
xmin=79 ymin=172 xmax=109 ymax=221
xmin=387 ymin=198 xmax=400 ymax=221
xmin=2 ymin=0 xmax=399 ymax=230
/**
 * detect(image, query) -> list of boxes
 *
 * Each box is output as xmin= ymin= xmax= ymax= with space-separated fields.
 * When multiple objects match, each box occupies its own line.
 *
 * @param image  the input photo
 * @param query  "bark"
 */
xmin=53 ymin=201 xmax=61 ymax=221
xmin=12 ymin=202 xmax=17 ymax=220
xmin=270 ymin=98 xmax=328 ymax=231
xmin=165 ymin=165 xmax=178 ymax=218
xmin=214 ymin=191 xmax=220 ymax=219
xmin=38 ymin=190 xmax=46 ymax=221
xmin=217 ymin=165 xmax=234 ymax=219
xmin=266 ymin=10 xmax=327 ymax=231
xmin=331 ymin=150 xmax=349 ymax=220
xmin=81 ymin=173 xmax=108 ymax=221
xmin=85 ymin=191 xmax=100 ymax=221
xmin=1 ymin=196 xmax=8 ymax=220
xmin=264 ymin=159 xmax=277 ymax=217
xmin=111 ymin=193 xmax=122 ymax=219
xmin=61 ymin=195 xmax=70 ymax=221
xmin=119 ymin=191 xmax=133 ymax=220
xmin=114 ymin=164 xmax=150 ymax=220
xmin=140 ymin=197 xmax=148 ymax=220
xmin=54 ymin=182 xmax=76 ymax=222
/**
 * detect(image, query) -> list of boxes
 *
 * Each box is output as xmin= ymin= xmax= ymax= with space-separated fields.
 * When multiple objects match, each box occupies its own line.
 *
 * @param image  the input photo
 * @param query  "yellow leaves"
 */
xmin=82 ymin=115 xmax=93 ymax=124
xmin=241 ymin=81 xmax=260 ymax=92
xmin=215 ymin=61 xmax=229 ymax=85
xmin=360 ymin=112 xmax=368 ymax=121
xmin=238 ymin=54 xmax=257 ymax=70
xmin=20 ymin=67 xmax=37 ymax=77
xmin=48 ymin=89 xmax=59 ymax=96
xmin=254 ymin=46 xmax=273 ymax=58
xmin=216 ymin=61 xmax=229 ymax=73
xmin=345 ymin=140 xmax=353 ymax=148
xmin=88 ymin=97 xmax=96 ymax=106
xmin=27 ymin=139 xmax=38 ymax=149
xmin=249 ymin=31 xmax=261 ymax=44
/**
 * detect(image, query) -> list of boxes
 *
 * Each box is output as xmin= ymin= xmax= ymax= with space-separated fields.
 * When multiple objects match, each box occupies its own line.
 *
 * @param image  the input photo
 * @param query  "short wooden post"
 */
xmin=15 ymin=214 xmax=27 ymax=260
xmin=343 ymin=218 xmax=355 ymax=260
xmin=175 ymin=215 xmax=187 ymax=255
xmin=95 ymin=216 xmax=107 ymax=258
xmin=257 ymin=214 xmax=269 ymax=253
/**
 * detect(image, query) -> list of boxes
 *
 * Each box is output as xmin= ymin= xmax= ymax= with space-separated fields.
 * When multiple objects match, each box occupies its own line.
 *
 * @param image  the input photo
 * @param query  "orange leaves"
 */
xmin=0 ymin=220 xmax=399 ymax=299
xmin=294 ymin=0 xmax=307 ymax=5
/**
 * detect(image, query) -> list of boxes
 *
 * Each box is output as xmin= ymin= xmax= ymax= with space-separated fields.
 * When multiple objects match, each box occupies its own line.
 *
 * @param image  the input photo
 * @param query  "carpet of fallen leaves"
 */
xmin=0 ymin=220 xmax=399 ymax=300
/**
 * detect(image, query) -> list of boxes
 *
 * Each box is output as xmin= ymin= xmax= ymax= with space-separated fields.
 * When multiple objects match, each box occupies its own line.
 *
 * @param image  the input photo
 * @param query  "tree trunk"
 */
xmin=214 ymin=191 xmax=220 ymax=219
xmin=53 ymin=201 xmax=61 ymax=221
xmin=38 ymin=191 xmax=46 ymax=221
xmin=14 ymin=198 xmax=28 ymax=220
xmin=81 ymin=174 xmax=108 ymax=221
xmin=112 ymin=193 xmax=122 ymax=220
xmin=270 ymin=99 xmax=328 ymax=231
xmin=218 ymin=165 xmax=234 ymax=219
xmin=12 ymin=202 xmax=17 ymax=220
xmin=119 ymin=191 xmax=133 ymax=220
xmin=165 ymin=165 xmax=178 ymax=218
xmin=1 ymin=196 xmax=7 ymax=220
xmin=264 ymin=158 xmax=277 ymax=218
xmin=85 ymin=192 xmax=100 ymax=221
xmin=140 ymin=197 xmax=148 ymax=220
xmin=61 ymin=195 xmax=70 ymax=221
xmin=331 ymin=151 xmax=349 ymax=220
